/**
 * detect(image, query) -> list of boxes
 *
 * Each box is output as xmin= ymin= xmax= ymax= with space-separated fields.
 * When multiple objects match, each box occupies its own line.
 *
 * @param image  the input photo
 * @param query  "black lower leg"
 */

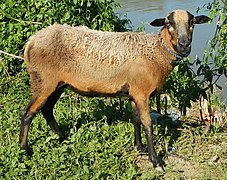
xmin=42 ymin=110 xmax=65 ymax=142
xmin=41 ymin=87 xmax=65 ymax=141
xmin=19 ymin=113 xmax=34 ymax=155
xmin=133 ymin=123 xmax=147 ymax=152
xmin=131 ymin=101 xmax=147 ymax=152
xmin=144 ymin=127 xmax=160 ymax=168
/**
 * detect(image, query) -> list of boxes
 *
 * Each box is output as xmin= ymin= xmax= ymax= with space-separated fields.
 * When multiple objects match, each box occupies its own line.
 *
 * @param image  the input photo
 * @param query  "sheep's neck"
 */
xmin=160 ymin=28 xmax=177 ymax=53
xmin=159 ymin=28 xmax=183 ymax=66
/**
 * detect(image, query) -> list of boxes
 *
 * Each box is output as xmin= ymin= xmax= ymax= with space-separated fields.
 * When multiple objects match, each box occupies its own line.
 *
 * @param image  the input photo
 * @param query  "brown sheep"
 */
xmin=20 ymin=9 xmax=210 ymax=172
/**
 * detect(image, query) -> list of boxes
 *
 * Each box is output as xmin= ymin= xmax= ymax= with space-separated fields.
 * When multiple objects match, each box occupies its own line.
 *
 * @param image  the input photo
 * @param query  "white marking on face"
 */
xmin=169 ymin=26 xmax=174 ymax=32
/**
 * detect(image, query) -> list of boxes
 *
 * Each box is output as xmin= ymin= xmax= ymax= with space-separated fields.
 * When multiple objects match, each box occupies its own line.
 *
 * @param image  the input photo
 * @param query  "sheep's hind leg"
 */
xmin=20 ymin=83 xmax=59 ymax=155
xmin=41 ymin=86 xmax=65 ymax=142
xmin=131 ymin=101 xmax=147 ymax=152
xmin=20 ymin=100 xmax=37 ymax=155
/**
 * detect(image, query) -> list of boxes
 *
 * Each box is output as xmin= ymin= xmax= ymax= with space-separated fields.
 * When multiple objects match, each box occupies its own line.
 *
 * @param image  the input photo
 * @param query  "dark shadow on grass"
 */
xmin=58 ymin=97 xmax=131 ymax=140
xmin=154 ymin=115 xmax=183 ymax=163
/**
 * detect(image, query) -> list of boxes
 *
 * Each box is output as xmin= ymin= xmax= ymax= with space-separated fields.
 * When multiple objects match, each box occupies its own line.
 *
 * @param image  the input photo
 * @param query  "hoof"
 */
xmin=59 ymin=136 xmax=66 ymax=144
xmin=25 ymin=147 xmax=33 ymax=156
xmin=21 ymin=145 xmax=33 ymax=156
xmin=155 ymin=166 xmax=165 ymax=173
xmin=135 ymin=145 xmax=148 ymax=153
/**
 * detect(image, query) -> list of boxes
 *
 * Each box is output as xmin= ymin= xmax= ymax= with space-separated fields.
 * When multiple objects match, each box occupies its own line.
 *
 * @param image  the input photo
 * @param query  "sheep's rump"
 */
xmin=28 ymin=24 xmax=158 ymax=66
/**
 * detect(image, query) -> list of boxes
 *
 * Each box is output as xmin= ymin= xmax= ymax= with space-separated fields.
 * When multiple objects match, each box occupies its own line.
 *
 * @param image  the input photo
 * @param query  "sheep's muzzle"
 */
xmin=176 ymin=34 xmax=192 ymax=57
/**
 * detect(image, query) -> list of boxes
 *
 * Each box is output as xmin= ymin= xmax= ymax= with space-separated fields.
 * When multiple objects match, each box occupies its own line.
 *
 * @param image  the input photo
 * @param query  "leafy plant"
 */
xmin=164 ymin=58 xmax=205 ymax=115
xmin=195 ymin=0 xmax=227 ymax=90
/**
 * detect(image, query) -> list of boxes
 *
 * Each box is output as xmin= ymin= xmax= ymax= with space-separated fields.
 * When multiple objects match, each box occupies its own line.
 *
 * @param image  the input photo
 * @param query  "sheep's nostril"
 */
xmin=178 ymin=41 xmax=184 ymax=47
xmin=178 ymin=40 xmax=191 ymax=48
xmin=185 ymin=42 xmax=191 ymax=47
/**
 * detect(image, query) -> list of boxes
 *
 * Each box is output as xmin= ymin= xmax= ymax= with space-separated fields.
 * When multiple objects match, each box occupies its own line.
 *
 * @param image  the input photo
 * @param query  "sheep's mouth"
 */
xmin=176 ymin=44 xmax=191 ymax=57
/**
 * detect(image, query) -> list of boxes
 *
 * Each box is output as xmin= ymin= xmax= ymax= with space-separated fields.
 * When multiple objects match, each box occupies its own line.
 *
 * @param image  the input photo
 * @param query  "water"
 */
xmin=117 ymin=0 xmax=227 ymax=102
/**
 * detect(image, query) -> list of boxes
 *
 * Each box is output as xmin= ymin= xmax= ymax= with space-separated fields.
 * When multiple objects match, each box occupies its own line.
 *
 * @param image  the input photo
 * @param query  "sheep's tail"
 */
xmin=24 ymin=40 xmax=33 ymax=65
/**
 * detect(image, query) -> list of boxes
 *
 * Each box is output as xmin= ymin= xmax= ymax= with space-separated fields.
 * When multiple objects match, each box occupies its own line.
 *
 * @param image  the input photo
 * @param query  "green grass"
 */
xmin=0 ymin=72 xmax=227 ymax=179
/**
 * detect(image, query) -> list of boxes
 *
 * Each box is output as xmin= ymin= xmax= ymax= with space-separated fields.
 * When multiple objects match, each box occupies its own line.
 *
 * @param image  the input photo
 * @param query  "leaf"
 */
xmin=64 ymin=11 xmax=70 ymax=20
xmin=87 ymin=1 xmax=91 ymax=7
xmin=197 ymin=65 xmax=203 ymax=75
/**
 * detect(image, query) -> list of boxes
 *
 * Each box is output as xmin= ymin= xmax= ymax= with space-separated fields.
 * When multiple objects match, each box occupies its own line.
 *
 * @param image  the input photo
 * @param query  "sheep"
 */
xmin=19 ymin=9 xmax=210 ymax=172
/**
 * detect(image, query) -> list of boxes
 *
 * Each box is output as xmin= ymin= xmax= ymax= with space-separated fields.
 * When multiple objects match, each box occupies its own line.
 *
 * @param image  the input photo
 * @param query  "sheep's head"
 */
xmin=150 ymin=10 xmax=210 ymax=57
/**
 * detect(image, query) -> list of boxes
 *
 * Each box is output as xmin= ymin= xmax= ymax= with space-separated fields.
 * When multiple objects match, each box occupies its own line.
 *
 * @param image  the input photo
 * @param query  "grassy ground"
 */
xmin=0 ymin=72 xmax=226 ymax=179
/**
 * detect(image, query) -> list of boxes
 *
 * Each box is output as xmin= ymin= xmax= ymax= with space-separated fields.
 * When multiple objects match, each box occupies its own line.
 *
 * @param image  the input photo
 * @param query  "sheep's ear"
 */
xmin=194 ymin=15 xmax=210 ymax=24
xmin=150 ymin=18 xmax=165 ymax=26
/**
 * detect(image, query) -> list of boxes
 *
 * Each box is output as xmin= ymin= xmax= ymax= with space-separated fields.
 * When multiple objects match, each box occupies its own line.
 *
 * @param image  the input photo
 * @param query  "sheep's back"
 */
xmin=31 ymin=25 xmax=157 ymax=61
xmin=26 ymin=24 xmax=160 ymax=80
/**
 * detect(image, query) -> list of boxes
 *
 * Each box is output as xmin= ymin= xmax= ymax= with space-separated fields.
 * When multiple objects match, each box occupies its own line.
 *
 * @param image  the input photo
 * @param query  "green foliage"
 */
xmin=164 ymin=58 xmax=205 ymax=115
xmin=0 ymin=0 xmax=131 ymax=75
xmin=196 ymin=0 xmax=227 ymax=87
xmin=208 ymin=0 xmax=227 ymax=67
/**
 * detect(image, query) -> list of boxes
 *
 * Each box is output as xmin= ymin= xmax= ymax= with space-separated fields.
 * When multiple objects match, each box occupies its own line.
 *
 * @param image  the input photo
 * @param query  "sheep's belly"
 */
xmin=66 ymin=83 xmax=130 ymax=98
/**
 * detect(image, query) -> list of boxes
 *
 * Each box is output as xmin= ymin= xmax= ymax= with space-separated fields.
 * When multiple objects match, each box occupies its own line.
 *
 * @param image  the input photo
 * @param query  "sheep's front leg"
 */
xmin=133 ymin=96 xmax=164 ymax=172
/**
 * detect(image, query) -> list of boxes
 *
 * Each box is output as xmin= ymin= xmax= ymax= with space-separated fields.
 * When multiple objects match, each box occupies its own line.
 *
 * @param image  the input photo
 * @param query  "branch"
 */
xmin=0 ymin=10 xmax=42 ymax=25
xmin=0 ymin=50 xmax=24 ymax=60
xmin=0 ymin=79 xmax=12 ymax=86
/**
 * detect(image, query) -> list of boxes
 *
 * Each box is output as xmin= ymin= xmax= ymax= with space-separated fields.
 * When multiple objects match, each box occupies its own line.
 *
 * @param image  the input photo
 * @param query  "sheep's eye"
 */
xmin=189 ymin=20 xmax=195 ymax=28
xmin=166 ymin=21 xmax=175 ymax=30
xmin=166 ymin=22 xmax=174 ymax=31
xmin=189 ymin=23 xmax=195 ymax=31
xmin=166 ymin=22 xmax=170 ymax=27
